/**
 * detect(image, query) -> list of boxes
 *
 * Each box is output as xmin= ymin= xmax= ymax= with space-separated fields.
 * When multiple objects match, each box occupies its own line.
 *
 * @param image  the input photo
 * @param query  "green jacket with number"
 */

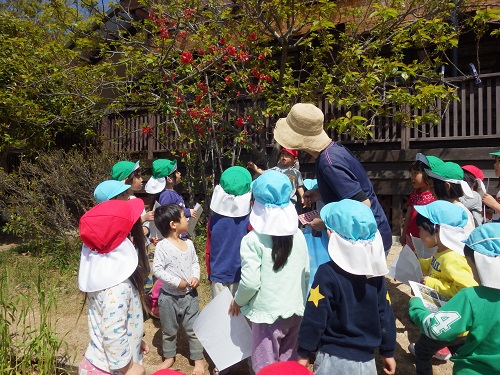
xmin=409 ymin=286 xmax=500 ymax=375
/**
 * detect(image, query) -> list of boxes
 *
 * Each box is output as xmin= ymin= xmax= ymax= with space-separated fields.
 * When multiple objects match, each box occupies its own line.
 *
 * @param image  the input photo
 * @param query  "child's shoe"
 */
xmin=408 ymin=343 xmax=451 ymax=361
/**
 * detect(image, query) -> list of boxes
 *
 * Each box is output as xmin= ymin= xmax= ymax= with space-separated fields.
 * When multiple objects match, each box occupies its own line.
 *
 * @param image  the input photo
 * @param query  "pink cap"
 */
xmin=281 ymin=148 xmax=298 ymax=158
xmin=462 ymin=165 xmax=484 ymax=180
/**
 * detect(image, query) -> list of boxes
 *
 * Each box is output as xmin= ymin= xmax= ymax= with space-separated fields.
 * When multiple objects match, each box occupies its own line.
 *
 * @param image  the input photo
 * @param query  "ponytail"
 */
xmin=271 ymin=235 xmax=293 ymax=271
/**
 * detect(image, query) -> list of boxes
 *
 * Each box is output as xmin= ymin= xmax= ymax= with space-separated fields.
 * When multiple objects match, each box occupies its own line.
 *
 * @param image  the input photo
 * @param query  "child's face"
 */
xmin=279 ymin=151 xmax=296 ymax=167
xmin=411 ymin=170 xmax=427 ymax=190
xmin=130 ymin=171 xmax=143 ymax=191
xmin=494 ymin=157 xmax=500 ymax=178
xmin=418 ymin=226 xmax=437 ymax=248
xmin=173 ymin=210 xmax=188 ymax=233
xmin=168 ymin=171 xmax=182 ymax=186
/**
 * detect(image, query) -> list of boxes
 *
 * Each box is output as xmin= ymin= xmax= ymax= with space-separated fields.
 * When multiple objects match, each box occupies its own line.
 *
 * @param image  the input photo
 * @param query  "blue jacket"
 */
xmin=297 ymin=261 xmax=396 ymax=362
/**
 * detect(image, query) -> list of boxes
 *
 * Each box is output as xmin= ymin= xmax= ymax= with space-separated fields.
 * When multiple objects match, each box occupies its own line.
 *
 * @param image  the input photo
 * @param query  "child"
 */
xmin=78 ymin=199 xmax=149 ymax=375
xmin=400 ymin=154 xmax=439 ymax=249
xmin=426 ymin=161 xmax=476 ymax=233
xmin=228 ymin=170 xmax=310 ymax=373
xmin=206 ymin=166 xmax=252 ymax=298
xmin=297 ymin=199 xmax=396 ymax=375
xmin=460 ymin=164 xmax=485 ymax=226
xmin=145 ymin=159 xmax=197 ymax=319
xmin=409 ymin=223 xmax=500 ymax=375
xmin=247 ymin=148 xmax=305 ymax=206
xmin=111 ymin=160 xmax=155 ymax=235
xmin=408 ymin=200 xmax=478 ymax=373
xmin=153 ymin=204 xmax=204 ymax=375
xmin=93 ymin=180 xmax=131 ymax=203
xmin=482 ymin=150 xmax=500 ymax=222
xmin=145 ymin=158 xmax=197 ymax=219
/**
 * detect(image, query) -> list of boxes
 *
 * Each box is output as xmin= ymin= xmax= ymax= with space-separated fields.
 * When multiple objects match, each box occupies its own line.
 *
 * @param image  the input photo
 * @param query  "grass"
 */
xmin=0 ymin=246 xmax=76 ymax=375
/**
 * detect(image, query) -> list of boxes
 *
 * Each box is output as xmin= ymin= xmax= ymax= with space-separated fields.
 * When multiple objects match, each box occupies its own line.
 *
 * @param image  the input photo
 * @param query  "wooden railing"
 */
xmin=100 ymin=73 xmax=500 ymax=154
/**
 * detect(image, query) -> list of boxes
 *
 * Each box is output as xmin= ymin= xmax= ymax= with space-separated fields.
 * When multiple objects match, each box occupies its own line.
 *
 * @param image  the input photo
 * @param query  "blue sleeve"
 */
xmin=297 ymin=265 xmax=335 ymax=358
xmin=378 ymin=280 xmax=396 ymax=358
xmin=158 ymin=191 xmax=191 ymax=217
xmin=318 ymin=160 xmax=363 ymax=201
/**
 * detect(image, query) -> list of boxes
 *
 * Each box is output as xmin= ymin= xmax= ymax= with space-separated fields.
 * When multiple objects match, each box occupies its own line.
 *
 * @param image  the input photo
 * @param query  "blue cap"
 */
xmin=320 ymin=199 xmax=377 ymax=241
xmin=94 ymin=180 xmax=131 ymax=203
xmin=251 ymin=170 xmax=292 ymax=207
xmin=463 ymin=223 xmax=500 ymax=257
xmin=414 ymin=200 xmax=468 ymax=228
xmin=303 ymin=179 xmax=318 ymax=190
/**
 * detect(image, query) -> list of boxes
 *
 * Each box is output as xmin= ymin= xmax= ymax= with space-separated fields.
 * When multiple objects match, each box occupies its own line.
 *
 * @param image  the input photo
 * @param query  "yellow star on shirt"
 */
xmin=308 ymin=285 xmax=325 ymax=307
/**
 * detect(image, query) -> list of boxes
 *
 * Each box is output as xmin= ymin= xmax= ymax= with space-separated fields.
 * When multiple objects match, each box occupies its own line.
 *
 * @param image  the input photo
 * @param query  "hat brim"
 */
xmin=274 ymin=117 xmax=332 ymax=155
xmin=415 ymin=153 xmax=429 ymax=166
xmin=145 ymin=177 xmax=166 ymax=194
xmin=489 ymin=151 xmax=500 ymax=156
xmin=210 ymin=185 xmax=252 ymax=217
xmin=328 ymin=230 xmax=388 ymax=277
xmin=249 ymin=200 xmax=298 ymax=236
xmin=78 ymin=238 xmax=138 ymax=292
xmin=475 ymin=252 xmax=500 ymax=289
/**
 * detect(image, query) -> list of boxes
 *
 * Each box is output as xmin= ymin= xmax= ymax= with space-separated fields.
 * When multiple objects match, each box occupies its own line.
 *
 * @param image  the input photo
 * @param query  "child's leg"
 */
xmin=158 ymin=291 xmax=180 ymax=363
xmin=182 ymin=291 xmax=205 ymax=374
xmin=277 ymin=315 xmax=302 ymax=362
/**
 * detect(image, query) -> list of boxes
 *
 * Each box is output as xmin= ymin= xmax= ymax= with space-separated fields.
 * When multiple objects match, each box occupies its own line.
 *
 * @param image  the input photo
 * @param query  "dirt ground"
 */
xmin=52 ymin=244 xmax=453 ymax=375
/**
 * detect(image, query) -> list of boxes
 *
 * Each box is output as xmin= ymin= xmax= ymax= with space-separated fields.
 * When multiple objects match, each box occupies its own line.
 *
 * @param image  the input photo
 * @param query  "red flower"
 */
xmin=248 ymin=32 xmax=257 ymax=41
xmin=235 ymin=117 xmax=245 ymax=128
xmin=162 ymin=75 xmax=167 ymax=82
xmin=197 ymin=81 xmax=208 ymax=94
xmin=237 ymin=51 xmax=249 ymax=62
xmin=226 ymin=45 xmax=236 ymax=56
xmin=251 ymin=67 xmax=260 ymax=79
xmin=183 ymin=9 xmax=195 ymax=19
xmin=174 ymin=109 xmax=181 ymax=116
xmin=208 ymin=44 xmax=217 ymax=53
xmin=258 ymin=54 xmax=266 ymax=60
xmin=219 ymin=37 xmax=226 ymax=45
xmin=265 ymin=74 xmax=272 ymax=83
xmin=148 ymin=12 xmax=155 ymax=20
xmin=176 ymin=96 xmax=182 ymax=103
xmin=225 ymin=76 xmax=233 ymax=85
xmin=195 ymin=95 xmax=202 ymax=104
xmin=181 ymin=151 xmax=187 ymax=157
xmin=142 ymin=125 xmax=153 ymax=135
xmin=180 ymin=51 xmax=193 ymax=65
xmin=198 ymin=48 xmax=205 ymax=55
xmin=159 ymin=26 xmax=169 ymax=39
xmin=178 ymin=31 xmax=186 ymax=39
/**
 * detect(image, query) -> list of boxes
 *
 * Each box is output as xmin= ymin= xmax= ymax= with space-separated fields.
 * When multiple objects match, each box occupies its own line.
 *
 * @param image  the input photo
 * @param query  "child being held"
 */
xmin=409 ymin=200 xmax=478 ymax=374
xmin=297 ymin=199 xmax=396 ymax=375
xmin=247 ymin=148 xmax=305 ymax=206
xmin=409 ymin=223 xmax=500 ymax=375
xmin=153 ymin=204 xmax=204 ymax=375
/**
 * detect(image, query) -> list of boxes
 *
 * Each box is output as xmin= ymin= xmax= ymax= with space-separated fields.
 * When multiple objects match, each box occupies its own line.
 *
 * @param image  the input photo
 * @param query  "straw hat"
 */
xmin=78 ymin=199 xmax=144 ymax=292
xmin=249 ymin=170 xmax=298 ymax=236
xmin=274 ymin=103 xmax=332 ymax=154
xmin=320 ymin=199 xmax=388 ymax=278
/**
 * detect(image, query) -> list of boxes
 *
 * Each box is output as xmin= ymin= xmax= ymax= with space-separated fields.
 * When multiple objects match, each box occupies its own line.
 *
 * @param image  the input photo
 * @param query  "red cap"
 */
xmin=79 ymin=199 xmax=144 ymax=254
xmin=281 ymin=148 xmax=298 ymax=158
xmin=257 ymin=362 xmax=313 ymax=375
xmin=461 ymin=165 xmax=484 ymax=180
xmin=151 ymin=370 xmax=187 ymax=375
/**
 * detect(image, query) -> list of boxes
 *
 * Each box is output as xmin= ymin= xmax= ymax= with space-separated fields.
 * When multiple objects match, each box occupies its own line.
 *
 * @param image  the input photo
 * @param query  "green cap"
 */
xmin=220 ymin=166 xmax=252 ymax=196
xmin=428 ymin=161 xmax=464 ymax=181
xmin=490 ymin=150 xmax=500 ymax=156
xmin=416 ymin=153 xmax=444 ymax=169
xmin=111 ymin=161 xmax=140 ymax=181
xmin=151 ymin=159 xmax=177 ymax=178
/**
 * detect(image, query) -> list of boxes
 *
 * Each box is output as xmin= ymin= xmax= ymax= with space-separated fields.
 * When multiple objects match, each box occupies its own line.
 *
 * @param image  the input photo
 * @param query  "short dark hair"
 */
xmin=409 ymin=160 xmax=426 ymax=173
xmin=415 ymin=213 xmax=438 ymax=235
xmin=154 ymin=204 xmax=183 ymax=237
xmin=432 ymin=178 xmax=464 ymax=200
xmin=463 ymin=170 xmax=479 ymax=191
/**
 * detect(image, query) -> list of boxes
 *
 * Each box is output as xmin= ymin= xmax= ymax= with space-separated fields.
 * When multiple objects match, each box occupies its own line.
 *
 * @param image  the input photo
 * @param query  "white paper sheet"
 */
xmin=411 ymin=235 xmax=437 ymax=259
xmin=188 ymin=202 xmax=203 ymax=239
xmin=148 ymin=201 xmax=162 ymax=239
xmin=193 ymin=288 xmax=252 ymax=370
xmin=409 ymin=281 xmax=449 ymax=313
xmin=388 ymin=245 xmax=423 ymax=285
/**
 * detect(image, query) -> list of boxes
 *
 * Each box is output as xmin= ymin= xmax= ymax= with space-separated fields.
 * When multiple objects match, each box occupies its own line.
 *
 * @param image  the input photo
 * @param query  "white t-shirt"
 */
xmin=84 ymin=279 xmax=144 ymax=373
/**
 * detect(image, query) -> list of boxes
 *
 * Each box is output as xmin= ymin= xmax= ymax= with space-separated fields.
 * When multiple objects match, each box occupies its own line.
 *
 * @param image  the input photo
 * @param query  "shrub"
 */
xmin=0 ymin=148 xmax=128 ymax=269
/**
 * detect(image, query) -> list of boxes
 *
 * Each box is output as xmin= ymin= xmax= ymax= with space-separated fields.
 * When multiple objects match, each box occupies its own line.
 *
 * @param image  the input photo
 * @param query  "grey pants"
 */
xmin=158 ymin=290 xmax=204 ymax=361
xmin=314 ymin=351 xmax=377 ymax=375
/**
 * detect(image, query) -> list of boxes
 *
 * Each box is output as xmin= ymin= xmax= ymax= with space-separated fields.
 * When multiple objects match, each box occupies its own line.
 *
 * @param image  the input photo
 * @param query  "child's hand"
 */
xmin=178 ymin=279 xmax=188 ymax=290
xmin=297 ymin=357 xmax=309 ymax=366
xmin=151 ymin=237 xmax=160 ymax=245
xmin=420 ymin=276 xmax=427 ymax=285
xmin=247 ymin=161 xmax=257 ymax=171
xmin=381 ymin=356 xmax=396 ymax=375
xmin=228 ymin=298 xmax=241 ymax=316
xmin=303 ymin=188 xmax=321 ymax=207
xmin=307 ymin=217 xmax=326 ymax=231
xmin=190 ymin=209 xmax=197 ymax=218
xmin=140 ymin=340 xmax=149 ymax=355
xmin=142 ymin=210 xmax=154 ymax=222
xmin=189 ymin=277 xmax=199 ymax=288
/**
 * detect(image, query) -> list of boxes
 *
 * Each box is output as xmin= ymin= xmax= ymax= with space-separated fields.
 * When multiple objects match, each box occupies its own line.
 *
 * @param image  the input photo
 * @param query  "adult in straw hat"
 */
xmin=274 ymin=103 xmax=392 ymax=253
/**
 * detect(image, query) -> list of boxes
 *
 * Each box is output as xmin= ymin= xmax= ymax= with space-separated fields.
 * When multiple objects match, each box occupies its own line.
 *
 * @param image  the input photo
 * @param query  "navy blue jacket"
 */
xmin=297 ymin=261 xmax=396 ymax=361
